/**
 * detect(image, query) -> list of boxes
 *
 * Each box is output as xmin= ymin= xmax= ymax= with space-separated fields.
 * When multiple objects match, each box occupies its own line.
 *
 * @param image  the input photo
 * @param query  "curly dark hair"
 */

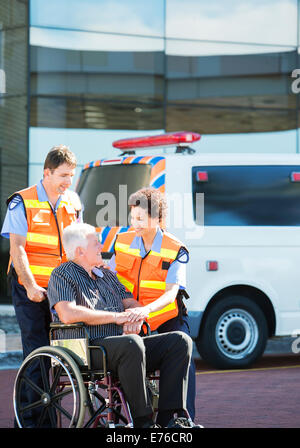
xmin=128 ymin=187 xmax=167 ymax=224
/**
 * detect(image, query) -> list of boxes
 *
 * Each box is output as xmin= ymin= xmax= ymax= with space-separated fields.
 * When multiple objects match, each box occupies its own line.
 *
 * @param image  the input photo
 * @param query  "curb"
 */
xmin=0 ymin=305 xmax=22 ymax=370
xmin=0 ymin=305 xmax=15 ymax=316
xmin=0 ymin=351 xmax=22 ymax=370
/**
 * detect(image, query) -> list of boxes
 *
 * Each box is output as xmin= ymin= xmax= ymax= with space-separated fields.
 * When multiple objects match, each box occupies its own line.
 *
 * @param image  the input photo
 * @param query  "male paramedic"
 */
xmin=1 ymin=145 xmax=82 ymax=427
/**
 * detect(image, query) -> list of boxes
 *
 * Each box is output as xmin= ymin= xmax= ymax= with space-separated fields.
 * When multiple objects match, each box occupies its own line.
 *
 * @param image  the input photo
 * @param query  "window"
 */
xmin=77 ymin=163 xmax=151 ymax=227
xmin=192 ymin=165 xmax=300 ymax=226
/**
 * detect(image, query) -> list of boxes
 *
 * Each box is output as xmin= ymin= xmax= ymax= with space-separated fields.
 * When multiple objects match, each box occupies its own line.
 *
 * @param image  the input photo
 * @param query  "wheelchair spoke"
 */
xmin=52 ymin=401 xmax=73 ymax=422
xmin=51 ymin=386 xmax=76 ymax=402
xmin=48 ymin=406 xmax=57 ymax=428
xmin=50 ymin=365 xmax=63 ymax=395
xmin=33 ymin=405 xmax=57 ymax=428
xmin=36 ymin=406 xmax=48 ymax=427
xmin=39 ymin=357 xmax=50 ymax=393
xmin=19 ymin=399 xmax=43 ymax=415
xmin=20 ymin=374 xmax=44 ymax=396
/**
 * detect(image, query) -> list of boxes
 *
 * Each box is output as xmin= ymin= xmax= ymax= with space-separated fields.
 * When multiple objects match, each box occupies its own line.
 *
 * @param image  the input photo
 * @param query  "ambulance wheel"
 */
xmin=196 ymin=295 xmax=268 ymax=369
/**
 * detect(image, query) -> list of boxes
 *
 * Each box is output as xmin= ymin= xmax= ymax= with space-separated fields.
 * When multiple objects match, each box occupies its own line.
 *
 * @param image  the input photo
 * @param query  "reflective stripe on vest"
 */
xmin=150 ymin=248 xmax=178 ymax=260
xmin=116 ymin=273 xmax=135 ymax=293
xmin=23 ymin=200 xmax=51 ymax=209
xmin=148 ymin=301 xmax=177 ymax=319
xmin=114 ymin=230 xmax=185 ymax=330
xmin=29 ymin=265 xmax=56 ymax=276
xmin=140 ymin=280 xmax=166 ymax=290
xmin=114 ymin=241 xmax=141 ymax=257
xmin=26 ymin=232 xmax=59 ymax=247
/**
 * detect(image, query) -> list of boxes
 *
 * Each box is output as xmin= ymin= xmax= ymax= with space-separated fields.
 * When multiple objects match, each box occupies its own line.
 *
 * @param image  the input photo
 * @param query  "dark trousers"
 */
xmin=11 ymin=277 xmax=52 ymax=426
xmin=91 ymin=331 xmax=192 ymax=422
xmin=157 ymin=315 xmax=196 ymax=420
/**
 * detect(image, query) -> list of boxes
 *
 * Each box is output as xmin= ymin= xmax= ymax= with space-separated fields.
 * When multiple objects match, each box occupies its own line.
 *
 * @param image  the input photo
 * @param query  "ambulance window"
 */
xmin=192 ymin=165 xmax=300 ymax=226
xmin=77 ymin=164 xmax=151 ymax=227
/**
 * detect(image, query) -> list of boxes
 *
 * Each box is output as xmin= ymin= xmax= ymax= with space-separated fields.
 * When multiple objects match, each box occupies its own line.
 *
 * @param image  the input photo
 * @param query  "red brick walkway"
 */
xmin=1 ymin=354 xmax=300 ymax=428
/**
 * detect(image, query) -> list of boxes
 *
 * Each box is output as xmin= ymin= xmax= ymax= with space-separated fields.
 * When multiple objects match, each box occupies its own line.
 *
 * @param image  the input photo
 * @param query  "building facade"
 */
xmin=0 ymin=0 xmax=299 ymax=300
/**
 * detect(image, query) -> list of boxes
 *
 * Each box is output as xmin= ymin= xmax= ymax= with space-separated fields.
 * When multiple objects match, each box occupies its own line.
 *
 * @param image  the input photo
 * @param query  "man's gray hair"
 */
xmin=63 ymin=223 xmax=97 ymax=261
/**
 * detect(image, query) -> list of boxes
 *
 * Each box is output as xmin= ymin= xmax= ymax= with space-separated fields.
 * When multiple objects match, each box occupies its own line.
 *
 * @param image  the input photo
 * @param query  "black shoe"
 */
xmin=167 ymin=417 xmax=204 ymax=428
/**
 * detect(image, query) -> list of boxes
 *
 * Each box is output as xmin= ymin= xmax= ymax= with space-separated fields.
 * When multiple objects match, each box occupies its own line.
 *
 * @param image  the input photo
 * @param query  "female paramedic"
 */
xmin=108 ymin=187 xmax=196 ymax=423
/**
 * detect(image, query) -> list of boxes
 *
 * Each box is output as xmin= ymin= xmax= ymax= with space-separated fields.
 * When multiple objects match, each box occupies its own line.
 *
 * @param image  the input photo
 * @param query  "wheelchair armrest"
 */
xmin=50 ymin=322 xmax=91 ymax=347
xmin=50 ymin=322 xmax=86 ymax=330
xmin=88 ymin=345 xmax=108 ymax=377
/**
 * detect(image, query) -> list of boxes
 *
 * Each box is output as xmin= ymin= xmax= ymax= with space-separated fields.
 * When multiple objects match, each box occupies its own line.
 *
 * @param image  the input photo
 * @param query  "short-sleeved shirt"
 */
xmin=47 ymin=261 xmax=133 ymax=341
xmin=109 ymin=228 xmax=188 ymax=289
xmin=1 ymin=179 xmax=83 ymax=239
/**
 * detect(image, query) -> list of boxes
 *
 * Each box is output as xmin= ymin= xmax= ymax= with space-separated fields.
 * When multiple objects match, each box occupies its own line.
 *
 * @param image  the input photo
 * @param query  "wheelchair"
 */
xmin=13 ymin=322 xmax=159 ymax=428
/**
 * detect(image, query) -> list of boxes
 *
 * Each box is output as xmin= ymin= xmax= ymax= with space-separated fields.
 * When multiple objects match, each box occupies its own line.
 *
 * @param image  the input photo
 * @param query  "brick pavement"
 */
xmin=1 ymin=354 xmax=300 ymax=428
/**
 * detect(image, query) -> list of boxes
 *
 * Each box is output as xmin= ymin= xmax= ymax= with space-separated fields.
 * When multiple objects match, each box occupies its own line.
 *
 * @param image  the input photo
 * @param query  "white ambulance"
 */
xmin=76 ymin=131 xmax=300 ymax=369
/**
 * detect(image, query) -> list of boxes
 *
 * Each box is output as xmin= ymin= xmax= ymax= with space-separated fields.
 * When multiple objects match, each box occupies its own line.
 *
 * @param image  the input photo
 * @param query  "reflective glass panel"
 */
xmin=30 ymin=97 xmax=164 ymax=130
xmin=166 ymin=44 xmax=297 ymax=135
xmin=30 ymin=44 xmax=164 ymax=103
xmin=166 ymin=100 xmax=297 ymax=135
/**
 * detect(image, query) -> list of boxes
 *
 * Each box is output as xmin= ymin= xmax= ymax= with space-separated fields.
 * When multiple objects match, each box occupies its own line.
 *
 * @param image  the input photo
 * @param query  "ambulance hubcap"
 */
xmin=215 ymin=308 xmax=259 ymax=360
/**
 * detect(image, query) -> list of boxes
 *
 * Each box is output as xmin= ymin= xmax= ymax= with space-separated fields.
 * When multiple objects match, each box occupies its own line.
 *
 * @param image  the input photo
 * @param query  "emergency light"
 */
xmin=112 ymin=131 xmax=201 ymax=155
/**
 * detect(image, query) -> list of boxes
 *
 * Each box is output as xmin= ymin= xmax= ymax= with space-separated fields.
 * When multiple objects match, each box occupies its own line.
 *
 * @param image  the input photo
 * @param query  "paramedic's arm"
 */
xmin=124 ymin=283 xmax=179 ymax=322
xmin=9 ymin=233 xmax=47 ymax=302
xmin=117 ymin=276 xmax=143 ymax=331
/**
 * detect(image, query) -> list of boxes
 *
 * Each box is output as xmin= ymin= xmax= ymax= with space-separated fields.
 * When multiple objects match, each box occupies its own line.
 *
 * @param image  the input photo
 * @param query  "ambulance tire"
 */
xmin=196 ymin=295 xmax=268 ymax=369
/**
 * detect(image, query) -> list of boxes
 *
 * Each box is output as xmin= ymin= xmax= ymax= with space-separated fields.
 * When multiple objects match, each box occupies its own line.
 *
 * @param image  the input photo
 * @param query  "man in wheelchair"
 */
xmin=46 ymin=223 xmax=197 ymax=428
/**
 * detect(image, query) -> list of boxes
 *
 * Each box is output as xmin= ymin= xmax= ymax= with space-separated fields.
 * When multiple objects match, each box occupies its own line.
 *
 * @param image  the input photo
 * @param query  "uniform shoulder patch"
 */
xmin=9 ymin=195 xmax=22 ymax=210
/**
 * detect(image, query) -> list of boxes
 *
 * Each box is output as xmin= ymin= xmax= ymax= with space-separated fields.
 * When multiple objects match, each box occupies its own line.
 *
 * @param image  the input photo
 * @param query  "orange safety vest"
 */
xmin=7 ymin=184 xmax=81 ymax=287
xmin=114 ymin=230 xmax=187 ymax=331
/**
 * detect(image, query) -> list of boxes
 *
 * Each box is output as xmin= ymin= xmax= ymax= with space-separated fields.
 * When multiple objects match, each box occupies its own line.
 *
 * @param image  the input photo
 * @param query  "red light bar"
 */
xmin=196 ymin=171 xmax=208 ymax=182
xmin=112 ymin=131 xmax=201 ymax=150
xmin=290 ymin=172 xmax=300 ymax=182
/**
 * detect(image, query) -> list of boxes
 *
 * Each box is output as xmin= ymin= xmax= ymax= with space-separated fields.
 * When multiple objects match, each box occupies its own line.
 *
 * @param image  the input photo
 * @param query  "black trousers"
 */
xmin=91 ymin=331 xmax=193 ymax=419
xmin=11 ymin=277 xmax=52 ymax=427
xmin=157 ymin=315 xmax=196 ymax=420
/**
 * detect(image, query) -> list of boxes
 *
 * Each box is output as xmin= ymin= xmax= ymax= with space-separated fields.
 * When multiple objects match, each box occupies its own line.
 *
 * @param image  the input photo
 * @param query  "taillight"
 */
xmin=206 ymin=261 xmax=218 ymax=271
xmin=196 ymin=171 xmax=208 ymax=182
xmin=290 ymin=172 xmax=300 ymax=182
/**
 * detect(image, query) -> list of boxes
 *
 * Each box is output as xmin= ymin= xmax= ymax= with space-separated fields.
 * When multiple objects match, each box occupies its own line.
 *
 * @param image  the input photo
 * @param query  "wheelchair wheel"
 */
xmin=13 ymin=346 xmax=87 ymax=428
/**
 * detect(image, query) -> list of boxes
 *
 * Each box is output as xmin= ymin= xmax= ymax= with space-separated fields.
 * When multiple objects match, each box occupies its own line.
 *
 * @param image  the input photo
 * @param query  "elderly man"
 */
xmin=47 ymin=223 xmax=197 ymax=428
